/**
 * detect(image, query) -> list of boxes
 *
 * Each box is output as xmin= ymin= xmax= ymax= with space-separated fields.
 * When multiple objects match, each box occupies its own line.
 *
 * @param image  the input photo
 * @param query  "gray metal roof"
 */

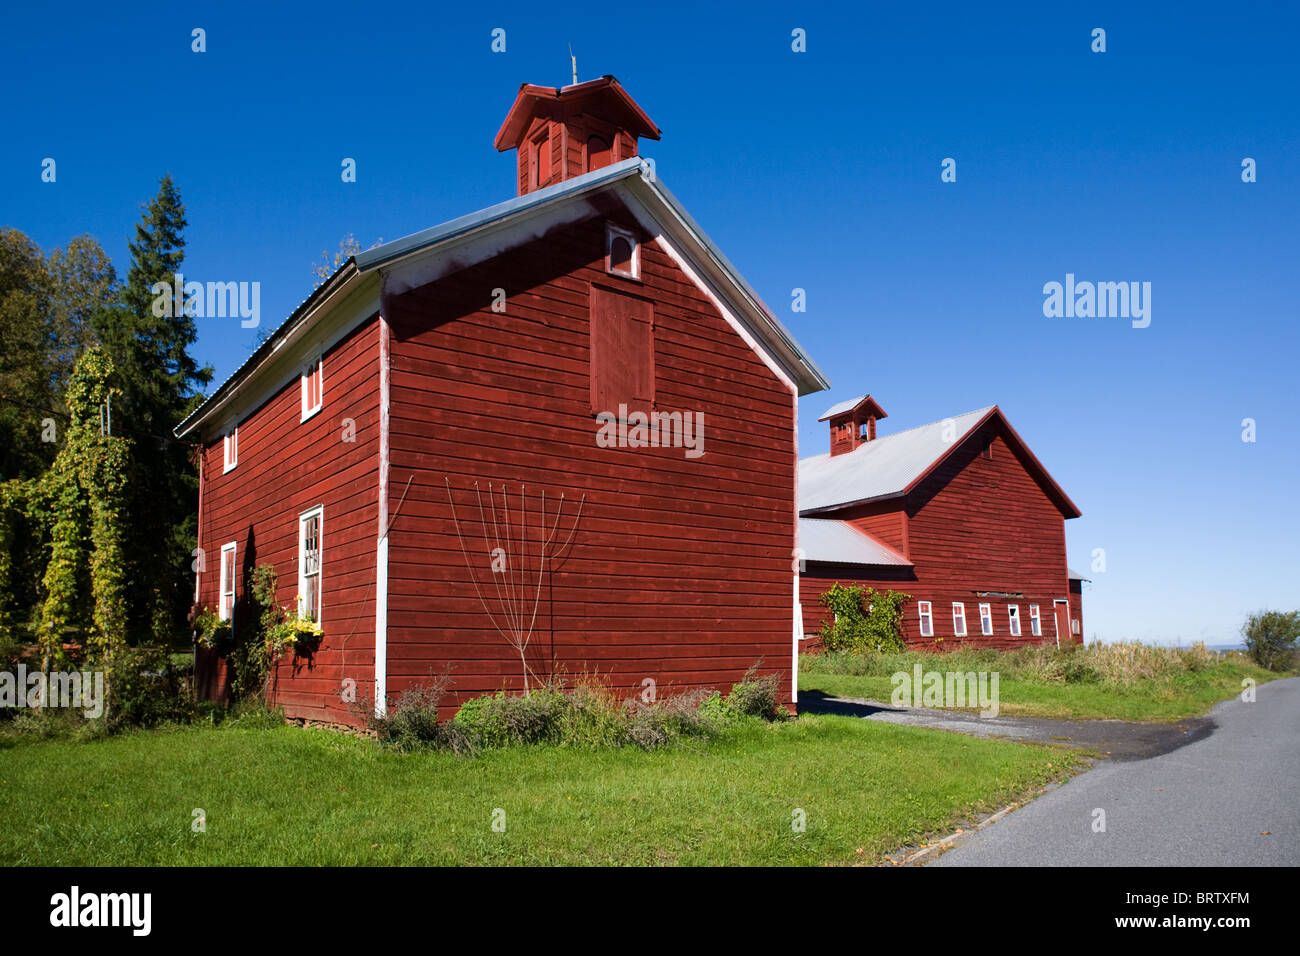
xmin=1067 ymin=567 xmax=1091 ymax=581
xmin=819 ymin=394 xmax=868 ymax=420
xmin=177 ymin=157 xmax=829 ymax=438
xmin=799 ymin=407 xmax=995 ymax=513
xmin=799 ymin=518 xmax=912 ymax=566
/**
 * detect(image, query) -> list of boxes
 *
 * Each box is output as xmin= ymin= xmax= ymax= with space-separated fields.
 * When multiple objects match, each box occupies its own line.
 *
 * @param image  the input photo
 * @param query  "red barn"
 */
xmin=176 ymin=77 xmax=829 ymax=723
xmin=796 ymin=395 xmax=1083 ymax=652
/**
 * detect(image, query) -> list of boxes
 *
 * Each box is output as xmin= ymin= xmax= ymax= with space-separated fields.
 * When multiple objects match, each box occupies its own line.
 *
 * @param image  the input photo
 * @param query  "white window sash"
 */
xmin=223 ymin=427 xmax=238 ymax=472
xmin=298 ymin=506 xmax=323 ymax=623
xmin=301 ymin=354 xmax=323 ymax=421
xmin=219 ymin=542 xmax=237 ymax=622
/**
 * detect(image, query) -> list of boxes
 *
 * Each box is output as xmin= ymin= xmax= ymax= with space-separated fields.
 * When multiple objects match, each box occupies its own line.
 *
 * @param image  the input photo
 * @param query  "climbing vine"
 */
xmin=818 ymin=583 xmax=912 ymax=654
xmin=0 ymin=483 xmax=21 ymax=642
xmin=36 ymin=347 xmax=132 ymax=669
xmin=227 ymin=562 xmax=318 ymax=703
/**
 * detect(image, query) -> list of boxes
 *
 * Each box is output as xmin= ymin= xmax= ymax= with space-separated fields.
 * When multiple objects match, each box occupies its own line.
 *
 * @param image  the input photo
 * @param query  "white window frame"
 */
xmin=1072 ymin=618 xmax=1081 ymax=635
xmin=1008 ymin=604 xmax=1022 ymax=637
xmin=301 ymin=351 xmax=323 ymax=422
xmin=219 ymin=541 xmax=237 ymax=622
xmin=223 ymin=426 xmax=238 ymax=473
xmin=298 ymin=505 xmax=324 ymax=623
xmin=978 ymin=602 xmax=993 ymax=636
xmin=918 ymin=600 xmax=933 ymax=638
xmin=952 ymin=602 xmax=967 ymax=637
xmin=1029 ymin=604 xmax=1042 ymax=637
xmin=605 ymin=223 xmax=640 ymax=280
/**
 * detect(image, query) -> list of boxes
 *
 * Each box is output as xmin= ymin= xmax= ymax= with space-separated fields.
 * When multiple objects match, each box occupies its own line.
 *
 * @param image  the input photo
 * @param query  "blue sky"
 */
xmin=2 ymin=1 xmax=1296 ymax=645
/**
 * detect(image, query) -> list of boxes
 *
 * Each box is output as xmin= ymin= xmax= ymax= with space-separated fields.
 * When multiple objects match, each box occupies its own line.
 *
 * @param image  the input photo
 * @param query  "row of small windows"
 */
xmin=220 ymin=353 xmax=323 ymax=474
xmin=917 ymin=601 xmax=1042 ymax=639
xmin=216 ymin=507 xmax=323 ymax=625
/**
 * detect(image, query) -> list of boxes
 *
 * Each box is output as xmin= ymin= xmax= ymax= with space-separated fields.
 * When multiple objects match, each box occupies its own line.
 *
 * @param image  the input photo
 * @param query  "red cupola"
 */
xmin=494 ymin=75 xmax=661 ymax=196
xmin=820 ymin=395 xmax=888 ymax=457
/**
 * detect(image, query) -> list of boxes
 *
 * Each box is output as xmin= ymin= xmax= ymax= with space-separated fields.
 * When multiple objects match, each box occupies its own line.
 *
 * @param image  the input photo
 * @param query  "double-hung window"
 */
xmin=952 ymin=602 xmax=967 ymax=637
xmin=1029 ymin=604 xmax=1042 ymax=637
xmin=918 ymin=600 xmax=933 ymax=638
xmin=979 ymin=603 xmax=993 ymax=636
xmin=298 ymin=507 xmax=323 ymax=623
xmin=219 ymin=542 xmax=237 ymax=622
xmin=1008 ymin=604 xmax=1022 ymax=637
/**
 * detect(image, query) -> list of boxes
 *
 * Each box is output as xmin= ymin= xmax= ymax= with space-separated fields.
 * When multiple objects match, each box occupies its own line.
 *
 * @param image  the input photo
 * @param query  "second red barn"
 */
xmin=797 ymin=395 xmax=1085 ymax=651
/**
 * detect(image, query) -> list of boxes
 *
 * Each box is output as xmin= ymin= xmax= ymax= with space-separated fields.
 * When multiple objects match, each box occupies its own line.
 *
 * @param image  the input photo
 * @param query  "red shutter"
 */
xmin=590 ymin=285 xmax=653 ymax=415
xmin=534 ymin=133 xmax=551 ymax=188
xmin=587 ymin=135 xmax=612 ymax=171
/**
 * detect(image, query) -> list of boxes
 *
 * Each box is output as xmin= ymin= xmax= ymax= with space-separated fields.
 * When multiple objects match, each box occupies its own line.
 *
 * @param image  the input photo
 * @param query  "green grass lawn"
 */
xmin=800 ymin=654 xmax=1283 ymax=721
xmin=0 ymin=716 xmax=1077 ymax=866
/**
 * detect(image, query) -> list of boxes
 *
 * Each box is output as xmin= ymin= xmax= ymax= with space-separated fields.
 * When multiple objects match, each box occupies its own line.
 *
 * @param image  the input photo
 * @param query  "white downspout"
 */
xmin=374 ymin=309 xmax=391 ymax=717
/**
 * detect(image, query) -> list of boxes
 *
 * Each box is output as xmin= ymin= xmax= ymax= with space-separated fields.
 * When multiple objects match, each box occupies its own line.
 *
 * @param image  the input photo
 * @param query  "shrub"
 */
xmin=369 ymin=674 xmax=478 ymax=755
xmin=1243 ymin=610 xmax=1300 ymax=672
xmin=622 ymin=688 xmax=714 ymax=749
xmin=0 ymin=645 xmax=195 ymax=739
xmin=818 ymin=584 xmax=910 ymax=654
xmin=372 ymin=661 xmax=787 ymax=755
xmin=6 ymin=706 xmax=85 ymax=740
xmin=557 ymin=682 xmax=627 ymax=748
xmin=105 ymin=646 xmax=196 ymax=731
xmin=452 ymin=687 xmax=569 ymax=748
xmin=724 ymin=664 xmax=789 ymax=720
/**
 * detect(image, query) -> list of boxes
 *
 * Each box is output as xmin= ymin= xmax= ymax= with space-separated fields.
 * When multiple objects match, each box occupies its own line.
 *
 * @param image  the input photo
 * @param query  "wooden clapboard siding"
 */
xmin=836 ymin=501 xmax=909 ymax=555
xmin=385 ymin=211 xmax=796 ymax=712
xmin=800 ymin=421 xmax=1077 ymax=651
xmin=1069 ymin=579 xmax=1084 ymax=641
xmin=193 ymin=315 xmax=381 ymax=722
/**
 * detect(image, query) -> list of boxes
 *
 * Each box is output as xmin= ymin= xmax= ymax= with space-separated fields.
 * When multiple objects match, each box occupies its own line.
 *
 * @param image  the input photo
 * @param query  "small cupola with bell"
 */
xmin=820 ymin=395 xmax=888 ymax=457
xmin=493 ymin=75 xmax=661 ymax=196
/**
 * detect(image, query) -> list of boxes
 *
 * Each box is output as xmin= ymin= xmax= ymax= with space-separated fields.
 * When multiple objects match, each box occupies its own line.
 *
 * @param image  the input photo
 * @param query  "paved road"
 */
xmin=801 ymin=690 xmax=1213 ymax=760
xmin=927 ymin=676 xmax=1300 ymax=866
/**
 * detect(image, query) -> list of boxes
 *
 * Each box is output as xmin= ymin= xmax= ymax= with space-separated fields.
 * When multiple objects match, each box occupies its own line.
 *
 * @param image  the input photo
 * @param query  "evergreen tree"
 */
xmin=95 ymin=176 xmax=212 ymax=642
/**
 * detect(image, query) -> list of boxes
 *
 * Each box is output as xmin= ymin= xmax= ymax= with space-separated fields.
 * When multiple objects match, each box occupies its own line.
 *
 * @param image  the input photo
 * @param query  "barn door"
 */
xmin=1052 ymin=600 xmax=1070 ymax=648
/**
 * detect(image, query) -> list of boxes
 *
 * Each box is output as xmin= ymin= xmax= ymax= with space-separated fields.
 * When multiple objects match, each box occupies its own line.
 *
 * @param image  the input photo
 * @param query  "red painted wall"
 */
xmin=194 ymin=315 xmax=381 ymax=722
xmin=800 ymin=424 xmax=1078 ymax=651
xmin=382 ymin=211 xmax=797 ymax=713
xmin=1069 ymin=579 xmax=1085 ymax=642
